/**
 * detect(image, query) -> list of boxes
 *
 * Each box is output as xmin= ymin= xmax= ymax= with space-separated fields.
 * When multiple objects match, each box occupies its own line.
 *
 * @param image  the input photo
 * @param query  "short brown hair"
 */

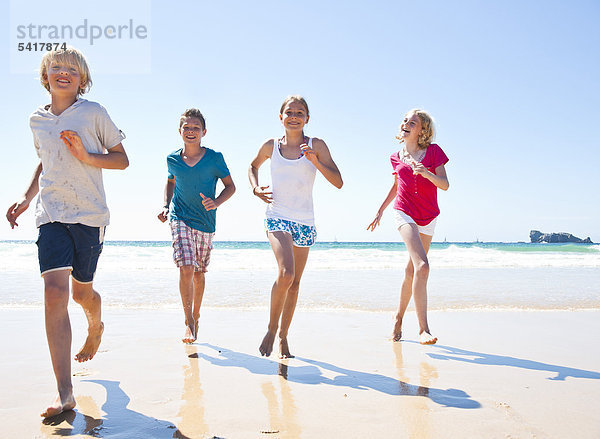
xmin=179 ymin=108 xmax=206 ymax=130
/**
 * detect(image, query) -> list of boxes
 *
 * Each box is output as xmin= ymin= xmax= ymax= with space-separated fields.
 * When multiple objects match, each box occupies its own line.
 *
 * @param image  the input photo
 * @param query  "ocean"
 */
xmin=1 ymin=240 xmax=599 ymax=311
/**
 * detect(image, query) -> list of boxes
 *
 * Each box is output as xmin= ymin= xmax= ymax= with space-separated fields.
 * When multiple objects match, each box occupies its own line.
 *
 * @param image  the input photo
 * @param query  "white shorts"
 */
xmin=394 ymin=209 xmax=437 ymax=236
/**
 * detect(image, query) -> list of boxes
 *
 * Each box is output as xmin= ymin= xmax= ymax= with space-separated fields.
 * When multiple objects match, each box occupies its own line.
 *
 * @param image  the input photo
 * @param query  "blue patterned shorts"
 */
xmin=265 ymin=218 xmax=317 ymax=247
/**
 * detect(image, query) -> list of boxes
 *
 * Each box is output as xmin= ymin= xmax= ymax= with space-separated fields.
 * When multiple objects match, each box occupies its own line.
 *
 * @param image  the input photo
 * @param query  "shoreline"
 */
xmin=1 ymin=308 xmax=599 ymax=438
xmin=3 ymin=303 xmax=600 ymax=313
xmin=1 ymin=238 xmax=599 ymax=245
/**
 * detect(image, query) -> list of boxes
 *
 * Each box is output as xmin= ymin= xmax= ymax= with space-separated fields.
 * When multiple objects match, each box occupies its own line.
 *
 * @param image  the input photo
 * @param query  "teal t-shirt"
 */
xmin=167 ymin=147 xmax=230 ymax=233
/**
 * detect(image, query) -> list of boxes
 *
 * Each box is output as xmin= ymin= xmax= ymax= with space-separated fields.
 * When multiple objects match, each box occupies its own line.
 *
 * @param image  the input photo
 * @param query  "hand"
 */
xmin=367 ymin=211 xmax=383 ymax=231
xmin=60 ymin=130 xmax=90 ymax=162
xmin=6 ymin=198 xmax=30 ymax=229
xmin=252 ymin=185 xmax=273 ymax=204
xmin=300 ymin=143 xmax=318 ymax=165
xmin=157 ymin=207 xmax=169 ymax=223
xmin=411 ymin=161 xmax=428 ymax=176
xmin=200 ymin=193 xmax=218 ymax=211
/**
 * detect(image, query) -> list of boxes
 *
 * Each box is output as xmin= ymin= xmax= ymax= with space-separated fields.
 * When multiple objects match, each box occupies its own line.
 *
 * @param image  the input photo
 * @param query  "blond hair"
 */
xmin=39 ymin=47 xmax=92 ymax=95
xmin=396 ymin=108 xmax=435 ymax=149
xmin=280 ymin=95 xmax=309 ymax=117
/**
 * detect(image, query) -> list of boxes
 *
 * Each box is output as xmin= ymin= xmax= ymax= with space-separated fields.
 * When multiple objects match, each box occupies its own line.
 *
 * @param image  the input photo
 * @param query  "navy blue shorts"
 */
xmin=36 ymin=222 xmax=105 ymax=283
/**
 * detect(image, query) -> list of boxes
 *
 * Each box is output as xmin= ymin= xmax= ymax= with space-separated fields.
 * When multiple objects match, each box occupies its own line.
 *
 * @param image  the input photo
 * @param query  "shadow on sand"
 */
xmin=424 ymin=343 xmax=600 ymax=381
xmin=41 ymin=379 xmax=189 ymax=438
xmin=196 ymin=343 xmax=480 ymax=409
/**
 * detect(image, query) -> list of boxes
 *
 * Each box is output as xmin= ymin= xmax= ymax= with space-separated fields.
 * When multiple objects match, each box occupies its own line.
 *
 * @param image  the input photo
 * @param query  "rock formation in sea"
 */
xmin=529 ymin=230 xmax=593 ymax=243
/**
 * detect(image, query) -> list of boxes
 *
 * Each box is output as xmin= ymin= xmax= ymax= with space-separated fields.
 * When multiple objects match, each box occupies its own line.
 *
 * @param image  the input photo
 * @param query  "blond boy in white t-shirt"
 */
xmin=5 ymin=48 xmax=129 ymax=418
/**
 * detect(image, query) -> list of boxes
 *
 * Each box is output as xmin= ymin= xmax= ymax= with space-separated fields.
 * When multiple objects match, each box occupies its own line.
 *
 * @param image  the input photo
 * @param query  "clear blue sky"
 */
xmin=2 ymin=0 xmax=599 ymax=242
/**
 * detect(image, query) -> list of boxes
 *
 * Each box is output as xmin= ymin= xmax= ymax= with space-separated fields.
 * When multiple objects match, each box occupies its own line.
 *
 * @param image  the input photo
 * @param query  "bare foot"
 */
xmin=419 ymin=332 xmax=438 ymax=345
xmin=393 ymin=317 xmax=402 ymax=342
xmin=279 ymin=338 xmax=294 ymax=359
xmin=259 ymin=331 xmax=276 ymax=357
xmin=194 ymin=320 xmax=199 ymax=340
xmin=182 ymin=323 xmax=196 ymax=344
xmin=41 ymin=390 xmax=76 ymax=418
xmin=75 ymin=322 xmax=104 ymax=362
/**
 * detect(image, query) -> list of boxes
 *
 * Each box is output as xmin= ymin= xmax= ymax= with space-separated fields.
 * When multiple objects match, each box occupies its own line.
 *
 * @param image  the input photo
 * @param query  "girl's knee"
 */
xmin=414 ymin=260 xmax=430 ymax=277
xmin=277 ymin=267 xmax=295 ymax=287
xmin=289 ymin=280 xmax=301 ymax=295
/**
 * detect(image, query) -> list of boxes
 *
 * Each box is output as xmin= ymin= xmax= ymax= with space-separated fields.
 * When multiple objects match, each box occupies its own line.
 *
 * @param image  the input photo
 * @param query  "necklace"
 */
xmin=279 ymin=135 xmax=308 ymax=159
xmin=401 ymin=147 xmax=426 ymax=165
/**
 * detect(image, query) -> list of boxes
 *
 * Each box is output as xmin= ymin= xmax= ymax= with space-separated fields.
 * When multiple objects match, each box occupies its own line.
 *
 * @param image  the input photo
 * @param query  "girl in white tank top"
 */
xmin=266 ymin=136 xmax=317 ymax=226
xmin=249 ymin=95 xmax=343 ymax=359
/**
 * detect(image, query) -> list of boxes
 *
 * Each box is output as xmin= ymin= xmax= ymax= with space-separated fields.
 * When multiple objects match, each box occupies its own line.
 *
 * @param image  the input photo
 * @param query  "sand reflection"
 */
xmin=174 ymin=346 xmax=210 ymax=438
xmin=394 ymin=343 xmax=436 ymax=439
xmin=259 ymin=362 xmax=301 ymax=438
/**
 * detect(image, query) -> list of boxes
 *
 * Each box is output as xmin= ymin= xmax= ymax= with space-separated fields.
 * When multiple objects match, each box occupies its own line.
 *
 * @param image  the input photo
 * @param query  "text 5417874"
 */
xmin=18 ymin=42 xmax=67 ymax=52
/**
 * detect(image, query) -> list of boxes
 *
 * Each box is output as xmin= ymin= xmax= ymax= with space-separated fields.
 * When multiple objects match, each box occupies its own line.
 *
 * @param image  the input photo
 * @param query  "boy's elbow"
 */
xmin=336 ymin=178 xmax=344 ymax=189
xmin=117 ymin=154 xmax=129 ymax=170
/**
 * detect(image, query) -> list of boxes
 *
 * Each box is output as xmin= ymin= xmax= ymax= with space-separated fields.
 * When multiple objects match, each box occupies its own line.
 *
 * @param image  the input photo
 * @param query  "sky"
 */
xmin=1 ymin=0 xmax=599 ymax=243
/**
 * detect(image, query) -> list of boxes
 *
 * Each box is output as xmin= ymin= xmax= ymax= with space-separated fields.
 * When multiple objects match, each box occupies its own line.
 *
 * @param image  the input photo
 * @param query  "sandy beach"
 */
xmin=0 ymin=307 xmax=598 ymax=438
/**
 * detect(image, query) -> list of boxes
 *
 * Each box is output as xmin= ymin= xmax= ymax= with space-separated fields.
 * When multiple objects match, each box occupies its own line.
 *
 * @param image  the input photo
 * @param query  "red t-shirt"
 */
xmin=391 ymin=143 xmax=449 ymax=226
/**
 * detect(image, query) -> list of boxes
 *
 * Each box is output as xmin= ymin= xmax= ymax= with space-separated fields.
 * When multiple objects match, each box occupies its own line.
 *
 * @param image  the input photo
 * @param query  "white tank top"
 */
xmin=265 ymin=137 xmax=317 ymax=226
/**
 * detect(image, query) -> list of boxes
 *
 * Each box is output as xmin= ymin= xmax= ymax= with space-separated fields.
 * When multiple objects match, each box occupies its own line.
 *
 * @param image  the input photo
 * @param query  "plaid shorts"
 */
xmin=170 ymin=220 xmax=214 ymax=272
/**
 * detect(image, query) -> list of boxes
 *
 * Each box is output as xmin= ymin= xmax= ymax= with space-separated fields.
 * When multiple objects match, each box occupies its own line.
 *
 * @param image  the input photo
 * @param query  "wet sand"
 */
xmin=1 ymin=308 xmax=599 ymax=438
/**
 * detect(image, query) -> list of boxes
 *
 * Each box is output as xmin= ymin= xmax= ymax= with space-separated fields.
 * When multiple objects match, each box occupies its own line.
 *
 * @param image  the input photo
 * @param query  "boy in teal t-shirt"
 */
xmin=157 ymin=108 xmax=235 ymax=343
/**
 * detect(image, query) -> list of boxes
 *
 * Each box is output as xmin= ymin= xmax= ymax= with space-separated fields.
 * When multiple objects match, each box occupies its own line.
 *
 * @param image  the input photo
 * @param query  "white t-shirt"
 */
xmin=265 ymin=137 xmax=317 ymax=226
xmin=30 ymin=98 xmax=125 ymax=227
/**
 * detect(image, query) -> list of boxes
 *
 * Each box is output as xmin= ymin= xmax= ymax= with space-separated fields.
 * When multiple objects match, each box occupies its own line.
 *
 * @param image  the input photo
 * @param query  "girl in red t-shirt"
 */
xmin=368 ymin=109 xmax=449 ymax=345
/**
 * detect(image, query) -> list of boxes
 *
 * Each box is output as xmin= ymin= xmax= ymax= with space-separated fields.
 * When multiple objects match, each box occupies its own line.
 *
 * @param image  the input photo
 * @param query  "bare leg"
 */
xmin=278 ymin=245 xmax=310 ymax=358
xmin=397 ymin=225 xmax=436 ymax=344
xmin=42 ymin=270 xmax=77 ymax=418
xmin=260 ymin=232 xmax=295 ymax=357
xmin=179 ymin=265 xmax=196 ymax=343
xmin=71 ymin=279 xmax=104 ymax=362
xmin=393 ymin=260 xmax=414 ymax=341
xmin=192 ymin=271 xmax=205 ymax=338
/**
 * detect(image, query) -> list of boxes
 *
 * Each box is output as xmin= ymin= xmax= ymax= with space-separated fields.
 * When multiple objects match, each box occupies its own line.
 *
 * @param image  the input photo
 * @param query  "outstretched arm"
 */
xmin=157 ymin=178 xmax=175 ymax=223
xmin=367 ymin=175 xmax=397 ymax=231
xmin=60 ymin=131 xmax=129 ymax=170
xmin=200 ymin=175 xmax=236 ymax=211
xmin=302 ymin=138 xmax=343 ymax=189
xmin=6 ymin=161 xmax=42 ymax=229
xmin=249 ymin=140 xmax=274 ymax=204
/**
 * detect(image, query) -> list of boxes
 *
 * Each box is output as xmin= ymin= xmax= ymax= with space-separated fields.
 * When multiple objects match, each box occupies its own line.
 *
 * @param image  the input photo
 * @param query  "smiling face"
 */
xmin=280 ymin=100 xmax=309 ymax=132
xmin=40 ymin=49 xmax=92 ymax=96
xmin=179 ymin=116 xmax=206 ymax=145
xmin=398 ymin=112 xmax=423 ymax=143
xmin=44 ymin=62 xmax=83 ymax=98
